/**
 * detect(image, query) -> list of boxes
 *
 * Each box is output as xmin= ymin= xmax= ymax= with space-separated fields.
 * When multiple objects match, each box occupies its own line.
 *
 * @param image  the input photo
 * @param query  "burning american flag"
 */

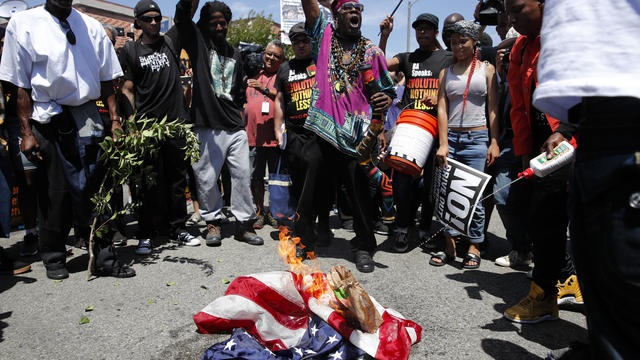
xmin=193 ymin=230 xmax=422 ymax=359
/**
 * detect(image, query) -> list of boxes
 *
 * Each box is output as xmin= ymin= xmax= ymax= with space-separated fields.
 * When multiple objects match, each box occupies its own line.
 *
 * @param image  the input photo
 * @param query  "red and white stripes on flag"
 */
xmin=193 ymin=271 xmax=422 ymax=360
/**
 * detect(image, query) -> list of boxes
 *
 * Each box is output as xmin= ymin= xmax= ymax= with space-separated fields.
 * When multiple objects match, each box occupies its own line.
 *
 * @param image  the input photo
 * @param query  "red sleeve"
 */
xmin=508 ymin=36 xmax=533 ymax=157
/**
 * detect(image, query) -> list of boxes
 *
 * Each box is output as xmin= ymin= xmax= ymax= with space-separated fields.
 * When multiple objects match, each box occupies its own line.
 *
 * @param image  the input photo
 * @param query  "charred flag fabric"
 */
xmin=194 ymin=271 xmax=422 ymax=360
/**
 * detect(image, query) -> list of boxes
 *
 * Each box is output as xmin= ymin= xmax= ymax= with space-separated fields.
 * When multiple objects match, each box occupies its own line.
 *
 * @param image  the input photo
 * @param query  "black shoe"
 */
xmin=316 ymin=224 xmax=333 ymax=247
xmin=46 ymin=267 xmax=69 ymax=280
xmin=0 ymin=249 xmax=32 ymax=275
xmin=391 ymin=230 xmax=410 ymax=253
xmin=374 ymin=221 xmax=389 ymax=236
xmin=96 ymin=264 xmax=136 ymax=278
xmin=235 ymin=222 xmax=264 ymax=246
xmin=20 ymin=233 xmax=39 ymax=257
xmin=354 ymin=250 xmax=375 ymax=273
xmin=341 ymin=219 xmax=354 ymax=232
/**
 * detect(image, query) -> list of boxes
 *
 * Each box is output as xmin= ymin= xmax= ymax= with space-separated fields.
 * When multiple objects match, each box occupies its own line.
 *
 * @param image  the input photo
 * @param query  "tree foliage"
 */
xmin=87 ymin=116 xmax=200 ymax=278
xmin=227 ymin=10 xmax=294 ymax=59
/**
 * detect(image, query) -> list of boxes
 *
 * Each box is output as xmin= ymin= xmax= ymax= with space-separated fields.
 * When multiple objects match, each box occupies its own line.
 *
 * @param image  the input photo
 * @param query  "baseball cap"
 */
xmin=412 ymin=13 xmax=439 ymax=30
xmin=134 ymin=0 xmax=161 ymax=18
xmin=288 ymin=22 xmax=307 ymax=41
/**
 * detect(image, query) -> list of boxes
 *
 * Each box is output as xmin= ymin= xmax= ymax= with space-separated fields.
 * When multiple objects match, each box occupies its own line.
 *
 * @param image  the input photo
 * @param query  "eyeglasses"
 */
xmin=60 ymin=19 xmax=76 ymax=45
xmin=139 ymin=15 xmax=162 ymax=23
xmin=264 ymin=51 xmax=282 ymax=60
xmin=339 ymin=2 xmax=364 ymax=12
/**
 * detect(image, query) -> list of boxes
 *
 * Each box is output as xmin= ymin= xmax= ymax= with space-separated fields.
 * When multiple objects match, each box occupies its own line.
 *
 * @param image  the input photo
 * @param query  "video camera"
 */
xmin=477 ymin=0 xmax=506 ymax=26
xmin=239 ymin=42 xmax=264 ymax=79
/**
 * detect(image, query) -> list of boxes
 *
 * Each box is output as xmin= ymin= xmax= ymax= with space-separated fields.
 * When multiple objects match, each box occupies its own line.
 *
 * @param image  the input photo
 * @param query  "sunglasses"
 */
xmin=139 ymin=15 xmax=162 ymax=23
xmin=264 ymin=51 xmax=282 ymax=60
xmin=340 ymin=2 xmax=364 ymax=12
xmin=60 ymin=19 xmax=76 ymax=45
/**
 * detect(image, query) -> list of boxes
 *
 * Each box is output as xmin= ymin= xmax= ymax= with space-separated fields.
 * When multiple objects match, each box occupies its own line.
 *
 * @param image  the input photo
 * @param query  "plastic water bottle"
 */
xmin=518 ymin=141 xmax=575 ymax=179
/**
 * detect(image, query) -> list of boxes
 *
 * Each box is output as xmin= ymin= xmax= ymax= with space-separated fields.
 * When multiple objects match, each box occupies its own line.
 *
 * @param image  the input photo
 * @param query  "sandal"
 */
xmin=463 ymin=252 xmax=481 ymax=269
xmin=429 ymin=251 xmax=455 ymax=267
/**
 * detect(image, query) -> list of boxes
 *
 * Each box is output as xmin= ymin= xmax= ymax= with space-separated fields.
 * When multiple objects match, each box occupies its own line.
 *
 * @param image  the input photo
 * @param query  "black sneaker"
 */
xmin=20 ymin=233 xmax=39 ymax=257
xmin=0 ymin=248 xmax=31 ymax=275
xmin=341 ymin=219 xmax=354 ymax=232
xmin=374 ymin=221 xmax=389 ymax=236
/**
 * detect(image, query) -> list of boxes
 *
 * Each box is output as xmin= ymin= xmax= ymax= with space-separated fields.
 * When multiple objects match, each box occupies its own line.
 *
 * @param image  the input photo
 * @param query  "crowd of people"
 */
xmin=0 ymin=0 xmax=638 ymax=358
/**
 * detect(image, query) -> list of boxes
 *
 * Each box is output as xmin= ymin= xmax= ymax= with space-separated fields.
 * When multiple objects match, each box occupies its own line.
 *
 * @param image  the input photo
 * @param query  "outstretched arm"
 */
xmin=301 ymin=0 xmax=320 ymax=29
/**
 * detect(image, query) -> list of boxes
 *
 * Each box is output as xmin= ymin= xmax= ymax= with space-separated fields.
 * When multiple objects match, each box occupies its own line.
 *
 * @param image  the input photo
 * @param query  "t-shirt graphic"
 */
xmin=139 ymin=52 xmax=170 ymax=72
xmin=396 ymin=50 xmax=451 ymax=117
xmin=210 ymin=51 xmax=236 ymax=101
xmin=275 ymin=58 xmax=316 ymax=130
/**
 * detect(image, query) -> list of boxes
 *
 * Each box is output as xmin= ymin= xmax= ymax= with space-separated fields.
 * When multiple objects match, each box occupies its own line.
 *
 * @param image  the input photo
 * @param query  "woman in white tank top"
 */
xmin=429 ymin=21 xmax=500 ymax=269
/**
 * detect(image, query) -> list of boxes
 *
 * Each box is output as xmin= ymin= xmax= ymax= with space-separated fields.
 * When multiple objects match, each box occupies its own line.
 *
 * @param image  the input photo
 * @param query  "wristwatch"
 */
xmin=111 ymin=115 xmax=122 ymax=123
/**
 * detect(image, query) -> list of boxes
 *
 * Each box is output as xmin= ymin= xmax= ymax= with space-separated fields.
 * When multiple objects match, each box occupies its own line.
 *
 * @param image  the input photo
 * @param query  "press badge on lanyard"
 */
xmin=262 ymin=101 xmax=270 ymax=114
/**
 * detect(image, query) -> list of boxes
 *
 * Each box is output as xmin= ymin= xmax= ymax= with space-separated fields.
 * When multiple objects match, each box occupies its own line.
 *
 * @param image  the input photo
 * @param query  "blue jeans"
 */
xmin=445 ymin=129 xmax=488 ymax=244
xmin=492 ymin=137 xmax=530 ymax=253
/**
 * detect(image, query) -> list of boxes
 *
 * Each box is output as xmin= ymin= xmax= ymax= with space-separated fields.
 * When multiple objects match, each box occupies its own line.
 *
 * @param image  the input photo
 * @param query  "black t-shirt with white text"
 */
xmin=120 ymin=31 xmax=188 ymax=123
xmin=275 ymin=58 xmax=316 ymax=131
xmin=395 ymin=49 xmax=452 ymax=117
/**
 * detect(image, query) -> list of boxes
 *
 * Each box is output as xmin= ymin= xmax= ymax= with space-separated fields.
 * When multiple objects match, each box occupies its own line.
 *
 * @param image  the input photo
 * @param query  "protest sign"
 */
xmin=280 ymin=0 xmax=305 ymax=44
xmin=433 ymin=159 xmax=492 ymax=236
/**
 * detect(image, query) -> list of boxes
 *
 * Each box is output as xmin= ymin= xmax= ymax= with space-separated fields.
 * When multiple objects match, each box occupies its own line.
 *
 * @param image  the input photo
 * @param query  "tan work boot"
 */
xmin=504 ymin=282 xmax=559 ymax=324
xmin=205 ymin=223 xmax=221 ymax=247
xmin=556 ymin=274 xmax=584 ymax=305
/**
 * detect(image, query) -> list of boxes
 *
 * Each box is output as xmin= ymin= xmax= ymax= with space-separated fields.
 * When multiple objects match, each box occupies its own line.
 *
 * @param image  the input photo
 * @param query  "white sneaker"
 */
xmin=112 ymin=231 xmax=127 ymax=246
xmin=186 ymin=212 xmax=204 ymax=226
xmin=177 ymin=232 xmax=201 ymax=246
xmin=135 ymin=239 xmax=152 ymax=255
xmin=495 ymin=250 xmax=532 ymax=267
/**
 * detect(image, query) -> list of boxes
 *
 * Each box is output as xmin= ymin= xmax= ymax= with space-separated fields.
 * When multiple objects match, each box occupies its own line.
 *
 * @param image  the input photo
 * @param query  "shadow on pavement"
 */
xmin=314 ymin=236 xmax=389 ymax=270
xmin=481 ymin=338 xmax=543 ymax=359
xmin=0 ymin=311 xmax=11 ymax=343
xmin=446 ymin=269 xmax=588 ymax=351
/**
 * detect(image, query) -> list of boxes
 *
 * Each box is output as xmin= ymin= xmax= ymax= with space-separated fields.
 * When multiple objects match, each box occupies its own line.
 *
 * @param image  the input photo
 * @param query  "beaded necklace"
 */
xmin=330 ymin=35 xmax=367 ymax=94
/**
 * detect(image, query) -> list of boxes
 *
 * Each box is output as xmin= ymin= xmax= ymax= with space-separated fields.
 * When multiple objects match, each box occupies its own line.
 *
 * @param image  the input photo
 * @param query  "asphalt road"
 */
xmin=0 ymin=208 xmax=587 ymax=359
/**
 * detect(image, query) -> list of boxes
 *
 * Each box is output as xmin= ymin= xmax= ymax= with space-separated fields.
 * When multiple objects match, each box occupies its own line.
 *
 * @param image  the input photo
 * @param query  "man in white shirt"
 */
xmin=533 ymin=1 xmax=640 ymax=359
xmin=0 ymin=0 xmax=135 ymax=279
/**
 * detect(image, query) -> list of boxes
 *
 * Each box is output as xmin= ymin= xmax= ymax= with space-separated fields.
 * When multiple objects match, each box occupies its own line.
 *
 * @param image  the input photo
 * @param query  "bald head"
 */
xmin=442 ymin=13 xmax=465 ymax=51
xmin=444 ymin=13 xmax=465 ymax=27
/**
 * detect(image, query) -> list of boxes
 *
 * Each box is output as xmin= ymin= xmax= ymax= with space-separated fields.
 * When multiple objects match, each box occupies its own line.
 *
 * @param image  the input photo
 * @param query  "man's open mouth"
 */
xmin=348 ymin=15 xmax=361 ymax=28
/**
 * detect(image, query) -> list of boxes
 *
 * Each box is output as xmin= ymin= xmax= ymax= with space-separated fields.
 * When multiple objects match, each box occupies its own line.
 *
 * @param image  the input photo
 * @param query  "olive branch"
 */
xmin=87 ymin=115 xmax=200 ymax=279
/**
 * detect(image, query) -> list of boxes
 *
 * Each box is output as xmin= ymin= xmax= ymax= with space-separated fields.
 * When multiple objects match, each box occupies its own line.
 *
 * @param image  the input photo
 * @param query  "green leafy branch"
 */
xmin=87 ymin=115 xmax=200 ymax=279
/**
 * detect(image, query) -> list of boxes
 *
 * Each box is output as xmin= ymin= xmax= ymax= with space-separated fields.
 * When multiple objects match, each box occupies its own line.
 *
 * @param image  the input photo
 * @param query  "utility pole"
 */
xmin=407 ymin=0 xmax=419 ymax=52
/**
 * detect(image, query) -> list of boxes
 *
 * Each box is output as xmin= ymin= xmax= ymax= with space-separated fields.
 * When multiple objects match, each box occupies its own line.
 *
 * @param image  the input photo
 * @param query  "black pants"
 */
xmin=318 ymin=139 xmax=376 ymax=253
xmin=525 ymin=164 xmax=575 ymax=295
xmin=32 ymin=116 xmax=117 ymax=272
xmin=286 ymin=130 xmax=331 ymax=249
xmin=392 ymin=149 xmax=437 ymax=230
xmin=569 ymin=97 xmax=640 ymax=360
xmin=138 ymin=137 xmax=188 ymax=239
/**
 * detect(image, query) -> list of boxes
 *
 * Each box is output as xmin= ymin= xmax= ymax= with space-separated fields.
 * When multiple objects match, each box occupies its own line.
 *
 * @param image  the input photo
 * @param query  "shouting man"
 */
xmin=301 ymin=0 xmax=395 ymax=273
